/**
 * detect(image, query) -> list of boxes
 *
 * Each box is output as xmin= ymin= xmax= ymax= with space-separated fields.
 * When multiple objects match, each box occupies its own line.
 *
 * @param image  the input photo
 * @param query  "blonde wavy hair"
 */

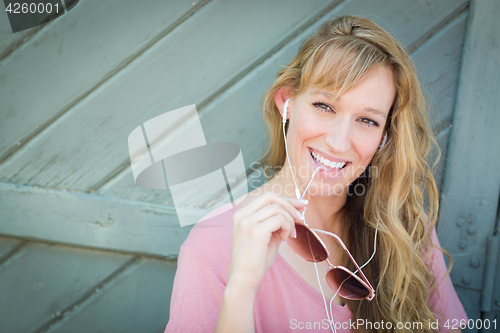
xmin=260 ymin=15 xmax=451 ymax=333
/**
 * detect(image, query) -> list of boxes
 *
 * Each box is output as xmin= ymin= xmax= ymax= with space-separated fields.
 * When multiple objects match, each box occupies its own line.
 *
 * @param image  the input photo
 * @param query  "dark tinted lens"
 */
xmin=287 ymin=224 xmax=327 ymax=262
xmin=326 ymin=268 xmax=370 ymax=300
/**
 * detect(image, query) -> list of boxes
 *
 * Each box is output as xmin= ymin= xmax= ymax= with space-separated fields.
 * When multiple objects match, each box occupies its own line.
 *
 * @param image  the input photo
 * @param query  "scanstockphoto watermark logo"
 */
xmin=290 ymin=318 xmax=443 ymax=331
xmin=3 ymin=0 xmax=79 ymax=33
xmin=128 ymin=105 xmax=248 ymax=227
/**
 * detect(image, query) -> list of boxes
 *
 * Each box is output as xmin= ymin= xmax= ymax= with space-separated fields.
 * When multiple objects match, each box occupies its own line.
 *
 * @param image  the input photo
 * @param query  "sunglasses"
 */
xmin=285 ymin=167 xmax=376 ymax=301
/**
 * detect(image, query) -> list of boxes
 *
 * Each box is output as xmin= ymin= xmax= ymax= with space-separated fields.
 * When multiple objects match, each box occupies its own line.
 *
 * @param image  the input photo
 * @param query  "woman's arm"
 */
xmin=215 ymin=192 xmax=306 ymax=332
xmin=215 ymin=279 xmax=258 ymax=333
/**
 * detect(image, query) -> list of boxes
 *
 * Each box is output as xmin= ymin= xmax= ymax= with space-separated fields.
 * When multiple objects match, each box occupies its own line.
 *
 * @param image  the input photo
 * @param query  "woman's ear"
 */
xmin=274 ymin=88 xmax=292 ymax=119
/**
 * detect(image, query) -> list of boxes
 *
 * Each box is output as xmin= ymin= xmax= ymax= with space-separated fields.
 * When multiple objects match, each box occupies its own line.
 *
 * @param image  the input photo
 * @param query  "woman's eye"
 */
xmin=312 ymin=102 xmax=333 ymax=112
xmin=359 ymin=118 xmax=380 ymax=127
xmin=313 ymin=102 xmax=380 ymax=128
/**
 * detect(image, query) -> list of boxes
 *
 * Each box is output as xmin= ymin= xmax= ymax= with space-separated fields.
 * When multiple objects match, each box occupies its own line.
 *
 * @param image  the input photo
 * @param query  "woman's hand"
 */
xmin=227 ymin=192 xmax=308 ymax=291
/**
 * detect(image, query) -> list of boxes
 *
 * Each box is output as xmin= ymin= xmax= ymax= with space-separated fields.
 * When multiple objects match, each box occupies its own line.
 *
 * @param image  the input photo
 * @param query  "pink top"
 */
xmin=165 ymin=203 xmax=468 ymax=332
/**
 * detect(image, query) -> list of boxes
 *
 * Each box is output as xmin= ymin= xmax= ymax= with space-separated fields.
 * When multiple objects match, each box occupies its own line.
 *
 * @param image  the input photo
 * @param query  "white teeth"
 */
xmin=310 ymin=149 xmax=347 ymax=170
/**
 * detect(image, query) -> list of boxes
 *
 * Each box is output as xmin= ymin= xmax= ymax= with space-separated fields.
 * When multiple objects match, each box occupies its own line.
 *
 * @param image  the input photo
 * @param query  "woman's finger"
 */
xmin=254 ymin=212 xmax=294 ymax=242
xmin=244 ymin=203 xmax=298 ymax=238
xmin=247 ymin=202 xmax=296 ymax=224
xmin=237 ymin=192 xmax=307 ymax=223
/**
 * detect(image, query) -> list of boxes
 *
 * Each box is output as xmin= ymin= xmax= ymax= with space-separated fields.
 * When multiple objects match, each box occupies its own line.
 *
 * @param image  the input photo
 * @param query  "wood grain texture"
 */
xmin=0 ymin=10 xmax=38 ymax=60
xmin=437 ymin=0 xmax=500 ymax=324
xmin=0 ymin=0 xmax=487 ymax=330
xmin=0 ymin=0 xmax=334 ymax=190
xmin=99 ymin=0 xmax=468 ymax=206
xmin=0 ymin=242 xmax=132 ymax=333
xmin=0 ymin=0 xmax=470 ymax=257
xmin=45 ymin=257 xmax=177 ymax=333
xmin=0 ymin=181 xmax=198 ymax=258
xmin=0 ymin=235 xmax=23 ymax=261
xmin=412 ymin=11 xmax=467 ymax=130
xmin=0 ymin=0 xmax=467 ymax=198
xmin=0 ymin=0 xmax=203 ymax=160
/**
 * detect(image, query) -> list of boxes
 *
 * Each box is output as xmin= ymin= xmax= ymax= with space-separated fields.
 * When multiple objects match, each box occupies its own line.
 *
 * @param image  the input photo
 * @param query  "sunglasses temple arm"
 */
xmin=299 ymin=166 xmax=322 ymax=200
xmin=344 ymin=248 xmax=374 ymax=291
xmin=313 ymin=228 xmax=375 ymax=292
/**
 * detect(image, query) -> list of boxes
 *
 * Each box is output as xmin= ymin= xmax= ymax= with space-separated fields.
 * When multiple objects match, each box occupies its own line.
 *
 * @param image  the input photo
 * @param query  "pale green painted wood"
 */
xmin=0 ymin=120 xmax=451 ymax=258
xmin=0 ymin=0 xmax=486 ymax=331
xmin=484 ymin=230 xmax=500 ymax=319
xmin=412 ymin=11 xmax=467 ymax=130
xmin=412 ymin=11 xmax=467 ymax=195
xmin=0 ymin=0 xmax=335 ymax=191
xmin=0 ymin=235 xmax=23 ymax=259
xmin=46 ymin=258 xmax=176 ymax=333
xmin=437 ymin=0 xmax=500 ymax=327
xmin=0 ymin=0 xmax=469 ymax=257
xmin=0 ymin=9 xmax=36 ymax=60
xmin=0 ymin=181 xmax=197 ymax=258
xmin=99 ymin=0 xmax=468 ymax=206
xmin=0 ymin=241 xmax=132 ymax=333
xmin=0 ymin=0 xmax=467 ymax=200
xmin=454 ymin=285 xmax=482 ymax=329
xmin=0 ymin=0 xmax=203 ymax=160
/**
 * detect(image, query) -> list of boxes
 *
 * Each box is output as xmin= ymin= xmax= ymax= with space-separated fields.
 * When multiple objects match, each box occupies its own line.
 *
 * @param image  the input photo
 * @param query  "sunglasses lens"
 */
xmin=326 ymin=268 xmax=370 ymax=300
xmin=287 ymin=224 xmax=328 ymax=262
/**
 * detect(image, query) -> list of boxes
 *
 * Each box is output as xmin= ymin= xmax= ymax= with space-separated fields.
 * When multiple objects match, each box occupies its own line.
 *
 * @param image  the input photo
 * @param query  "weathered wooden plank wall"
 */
xmin=437 ymin=0 xmax=500 ymax=330
xmin=0 ymin=0 xmax=468 ymax=257
xmin=1 ymin=0 xmax=489 ymax=332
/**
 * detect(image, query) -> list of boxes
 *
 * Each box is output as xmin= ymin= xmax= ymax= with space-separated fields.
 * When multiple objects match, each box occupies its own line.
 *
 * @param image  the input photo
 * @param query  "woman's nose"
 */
xmin=324 ymin=121 xmax=352 ymax=153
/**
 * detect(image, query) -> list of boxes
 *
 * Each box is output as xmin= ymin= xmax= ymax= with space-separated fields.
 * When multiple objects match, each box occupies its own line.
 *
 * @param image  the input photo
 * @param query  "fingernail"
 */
xmin=293 ymin=226 xmax=297 ymax=238
xmin=299 ymin=199 xmax=308 ymax=204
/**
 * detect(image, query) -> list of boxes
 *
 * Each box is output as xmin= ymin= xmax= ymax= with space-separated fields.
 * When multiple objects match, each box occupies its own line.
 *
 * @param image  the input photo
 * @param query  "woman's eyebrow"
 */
xmin=364 ymin=107 xmax=388 ymax=119
xmin=314 ymin=90 xmax=388 ymax=119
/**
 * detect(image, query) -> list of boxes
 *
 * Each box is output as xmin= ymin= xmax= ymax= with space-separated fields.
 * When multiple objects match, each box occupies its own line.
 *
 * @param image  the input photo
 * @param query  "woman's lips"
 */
xmin=308 ymin=148 xmax=349 ymax=180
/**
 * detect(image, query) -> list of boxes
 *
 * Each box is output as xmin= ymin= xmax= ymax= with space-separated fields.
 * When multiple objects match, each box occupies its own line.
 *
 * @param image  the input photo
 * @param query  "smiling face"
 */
xmin=277 ymin=65 xmax=396 ymax=198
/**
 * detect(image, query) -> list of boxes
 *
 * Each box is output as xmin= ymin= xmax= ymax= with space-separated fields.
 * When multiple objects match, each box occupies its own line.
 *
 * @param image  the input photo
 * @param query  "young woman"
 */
xmin=165 ymin=15 xmax=468 ymax=332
